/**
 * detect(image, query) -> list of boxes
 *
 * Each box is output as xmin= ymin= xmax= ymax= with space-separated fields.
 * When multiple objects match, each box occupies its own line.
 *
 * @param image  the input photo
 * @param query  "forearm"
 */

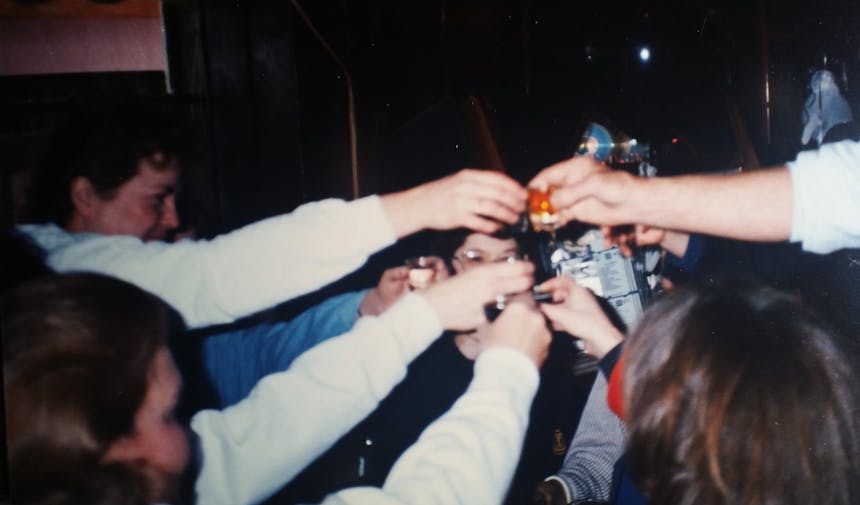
xmin=192 ymin=293 xmax=443 ymax=505
xmin=551 ymin=373 xmax=625 ymax=503
xmin=41 ymin=196 xmax=396 ymax=328
xmin=380 ymin=186 xmax=426 ymax=238
xmin=627 ymin=168 xmax=792 ymax=243
xmin=321 ymin=347 xmax=540 ymax=505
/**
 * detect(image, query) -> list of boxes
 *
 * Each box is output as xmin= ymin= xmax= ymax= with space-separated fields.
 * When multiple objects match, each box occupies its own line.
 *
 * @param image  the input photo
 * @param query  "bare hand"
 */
xmin=530 ymin=480 xmax=569 ymax=505
xmin=601 ymin=226 xmax=690 ymax=258
xmin=536 ymin=276 xmax=624 ymax=359
xmin=528 ymin=156 xmax=640 ymax=228
xmin=381 ymin=169 xmax=528 ymax=237
xmin=484 ymin=301 xmax=551 ymax=367
xmin=421 ymin=260 xmax=534 ymax=331
xmin=359 ymin=258 xmax=451 ymax=316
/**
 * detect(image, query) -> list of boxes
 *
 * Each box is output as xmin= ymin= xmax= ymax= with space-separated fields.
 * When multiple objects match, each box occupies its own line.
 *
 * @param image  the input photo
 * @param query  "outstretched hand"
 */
xmin=536 ymin=276 xmax=624 ymax=359
xmin=421 ymin=260 xmax=534 ymax=332
xmin=359 ymin=259 xmax=450 ymax=316
xmin=528 ymin=156 xmax=639 ymax=228
xmin=381 ymin=169 xmax=528 ymax=237
xmin=530 ymin=480 xmax=570 ymax=505
xmin=484 ymin=301 xmax=552 ymax=367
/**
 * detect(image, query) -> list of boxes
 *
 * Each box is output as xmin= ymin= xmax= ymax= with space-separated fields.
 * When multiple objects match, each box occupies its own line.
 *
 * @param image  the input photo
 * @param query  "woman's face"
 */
xmin=103 ymin=347 xmax=189 ymax=497
xmin=451 ymin=233 xmax=519 ymax=274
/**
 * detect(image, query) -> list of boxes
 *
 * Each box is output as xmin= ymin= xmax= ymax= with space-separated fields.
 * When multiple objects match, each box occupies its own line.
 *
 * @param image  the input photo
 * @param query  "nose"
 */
xmin=161 ymin=195 xmax=180 ymax=231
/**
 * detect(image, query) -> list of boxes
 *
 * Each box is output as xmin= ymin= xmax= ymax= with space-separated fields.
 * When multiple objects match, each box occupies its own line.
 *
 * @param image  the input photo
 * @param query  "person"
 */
xmin=197 ymin=262 xmax=446 ymax=407
xmin=275 ymin=229 xmax=592 ymax=505
xmin=620 ymin=278 xmax=860 ymax=505
xmin=528 ymin=275 xmax=626 ymax=505
xmin=528 ymin=140 xmax=860 ymax=254
xmin=4 ymin=263 xmax=545 ymax=505
xmin=12 ymin=97 xmax=528 ymax=409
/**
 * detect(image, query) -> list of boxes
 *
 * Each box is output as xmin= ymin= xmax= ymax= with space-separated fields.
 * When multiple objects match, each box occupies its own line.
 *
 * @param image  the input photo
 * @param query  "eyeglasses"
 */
xmin=453 ymin=249 xmax=524 ymax=268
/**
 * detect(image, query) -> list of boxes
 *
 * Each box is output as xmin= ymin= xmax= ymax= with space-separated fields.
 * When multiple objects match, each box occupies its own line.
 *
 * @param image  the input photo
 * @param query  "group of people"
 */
xmin=3 ymin=99 xmax=860 ymax=505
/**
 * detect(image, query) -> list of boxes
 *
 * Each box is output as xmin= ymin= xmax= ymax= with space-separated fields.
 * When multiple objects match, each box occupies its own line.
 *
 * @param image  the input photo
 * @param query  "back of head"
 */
xmin=22 ymin=97 xmax=185 ymax=227
xmin=624 ymin=278 xmax=860 ymax=505
xmin=2 ymin=273 xmax=183 ymax=505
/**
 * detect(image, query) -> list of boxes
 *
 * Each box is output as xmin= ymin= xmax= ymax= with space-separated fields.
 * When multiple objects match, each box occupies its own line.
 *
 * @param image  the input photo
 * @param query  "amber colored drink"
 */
xmin=528 ymin=185 xmax=560 ymax=232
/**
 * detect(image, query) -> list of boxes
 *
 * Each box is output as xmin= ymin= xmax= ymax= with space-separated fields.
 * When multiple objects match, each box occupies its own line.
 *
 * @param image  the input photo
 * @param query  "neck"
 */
xmin=64 ymin=214 xmax=89 ymax=234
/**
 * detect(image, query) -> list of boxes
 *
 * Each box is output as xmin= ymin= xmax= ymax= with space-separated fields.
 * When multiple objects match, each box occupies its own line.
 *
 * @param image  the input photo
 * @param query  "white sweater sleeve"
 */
xmin=318 ymin=347 xmax=540 ymax=505
xmin=191 ymin=293 xmax=443 ymax=505
xmin=27 ymin=196 xmax=395 ymax=328
xmin=788 ymin=140 xmax=860 ymax=253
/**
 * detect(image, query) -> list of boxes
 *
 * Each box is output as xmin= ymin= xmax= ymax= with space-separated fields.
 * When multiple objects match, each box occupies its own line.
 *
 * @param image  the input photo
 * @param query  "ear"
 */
xmin=69 ymin=176 xmax=99 ymax=218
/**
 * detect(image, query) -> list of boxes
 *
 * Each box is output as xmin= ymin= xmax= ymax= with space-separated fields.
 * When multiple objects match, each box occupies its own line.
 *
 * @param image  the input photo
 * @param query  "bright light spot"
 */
xmin=638 ymin=47 xmax=651 ymax=62
xmin=671 ymin=137 xmax=679 ymax=144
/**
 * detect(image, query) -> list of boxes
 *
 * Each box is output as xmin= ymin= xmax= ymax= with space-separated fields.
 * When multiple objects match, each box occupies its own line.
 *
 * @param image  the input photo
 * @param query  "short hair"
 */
xmin=623 ymin=278 xmax=860 ymax=505
xmin=2 ymin=273 xmax=184 ymax=504
xmin=22 ymin=97 xmax=185 ymax=226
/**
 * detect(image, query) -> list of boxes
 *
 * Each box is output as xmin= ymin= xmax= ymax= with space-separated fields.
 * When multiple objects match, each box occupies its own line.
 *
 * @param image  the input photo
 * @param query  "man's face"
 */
xmin=84 ymin=156 xmax=180 ymax=241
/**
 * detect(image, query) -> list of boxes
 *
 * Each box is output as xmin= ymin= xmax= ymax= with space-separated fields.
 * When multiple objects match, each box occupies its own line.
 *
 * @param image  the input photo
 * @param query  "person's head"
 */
xmin=441 ymin=229 xmax=523 ymax=357
xmin=23 ymin=98 xmax=184 ymax=241
xmin=448 ymin=229 xmax=520 ymax=275
xmin=3 ymin=273 xmax=189 ymax=504
xmin=623 ymin=278 xmax=860 ymax=505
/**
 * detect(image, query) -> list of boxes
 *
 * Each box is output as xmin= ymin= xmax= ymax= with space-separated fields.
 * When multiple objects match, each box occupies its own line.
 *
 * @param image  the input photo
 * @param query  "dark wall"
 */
xmin=4 ymin=0 xmax=859 ymax=232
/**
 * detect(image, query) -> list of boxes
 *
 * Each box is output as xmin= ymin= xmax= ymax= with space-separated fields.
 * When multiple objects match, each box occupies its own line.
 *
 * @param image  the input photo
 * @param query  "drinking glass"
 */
xmin=528 ymin=184 xmax=561 ymax=232
xmin=405 ymin=256 xmax=443 ymax=290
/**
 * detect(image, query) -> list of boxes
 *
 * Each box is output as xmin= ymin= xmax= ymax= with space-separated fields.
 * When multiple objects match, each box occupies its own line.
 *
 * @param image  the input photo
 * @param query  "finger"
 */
xmin=456 ymin=179 xmax=527 ymax=216
xmin=539 ymin=303 xmax=570 ymax=329
xmin=385 ymin=266 xmax=410 ymax=279
xmin=473 ymin=196 xmax=522 ymax=224
xmin=536 ymin=276 xmax=572 ymax=302
xmin=550 ymin=176 xmax=608 ymax=217
xmin=529 ymin=156 xmax=601 ymax=188
xmin=460 ymin=169 xmax=529 ymax=203
xmin=634 ymin=224 xmax=665 ymax=246
xmin=461 ymin=214 xmax=503 ymax=234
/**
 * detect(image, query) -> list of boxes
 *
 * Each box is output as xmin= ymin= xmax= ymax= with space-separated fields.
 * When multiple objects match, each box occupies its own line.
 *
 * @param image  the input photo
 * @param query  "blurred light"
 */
xmin=671 ymin=137 xmax=679 ymax=144
xmin=638 ymin=47 xmax=651 ymax=63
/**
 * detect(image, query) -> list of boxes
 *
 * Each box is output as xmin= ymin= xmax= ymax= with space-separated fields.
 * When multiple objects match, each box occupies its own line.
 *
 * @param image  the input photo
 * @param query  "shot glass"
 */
xmin=527 ymin=184 xmax=561 ymax=232
xmin=405 ymin=256 xmax=442 ymax=290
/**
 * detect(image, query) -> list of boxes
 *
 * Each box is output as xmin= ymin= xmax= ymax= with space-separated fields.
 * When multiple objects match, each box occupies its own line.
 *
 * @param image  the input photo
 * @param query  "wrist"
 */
xmin=592 ymin=329 xmax=625 ymax=360
xmin=379 ymin=187 xmax=423 ymax=238
xmin=358 ymin=288 xmax=385 ymax=317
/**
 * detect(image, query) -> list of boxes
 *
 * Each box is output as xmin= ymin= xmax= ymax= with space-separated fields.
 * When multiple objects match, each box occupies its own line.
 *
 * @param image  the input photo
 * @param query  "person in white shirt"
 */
xmin=528 ymin=140 xmax=860 ymax=254
xmin=4 ymin=264 xmax=545 ymax=505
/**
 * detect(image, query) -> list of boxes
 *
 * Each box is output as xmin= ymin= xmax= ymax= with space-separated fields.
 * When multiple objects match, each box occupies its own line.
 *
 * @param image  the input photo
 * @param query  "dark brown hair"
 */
xmin=624 ymin=278 xmax=860 ymax=505
xmin=2 ymin=273 xmax=184 ymax=505
xmin=22 ymin=97 xmax=185 ymax=227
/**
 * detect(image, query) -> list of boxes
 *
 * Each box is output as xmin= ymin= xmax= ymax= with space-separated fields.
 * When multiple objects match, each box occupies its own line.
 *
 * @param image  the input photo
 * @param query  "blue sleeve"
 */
xmin=202 ymin=290 xmax=368 ymax=407
xmin=662 ymin=234 xmax=705 ymax=283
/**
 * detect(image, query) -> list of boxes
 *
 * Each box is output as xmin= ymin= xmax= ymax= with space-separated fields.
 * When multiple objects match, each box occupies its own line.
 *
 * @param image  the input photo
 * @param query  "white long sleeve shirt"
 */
xmin=789 ymin=140 xmax=860 ymax=254
xmin=17 ymin=196 xmax=395 ymax=329
xmin=192 ymin=292 xmax=539 ymax=505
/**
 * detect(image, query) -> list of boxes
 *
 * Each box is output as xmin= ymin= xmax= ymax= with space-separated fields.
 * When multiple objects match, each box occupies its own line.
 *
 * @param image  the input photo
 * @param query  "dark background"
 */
xmin=2 ymin=0 xmax=860 ymax=236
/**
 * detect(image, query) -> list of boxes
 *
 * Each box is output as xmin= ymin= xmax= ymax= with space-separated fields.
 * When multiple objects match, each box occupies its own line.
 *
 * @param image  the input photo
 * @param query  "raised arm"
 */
xmin=191 ymin=260 xmax=535 ymax=505
xmin=530 ymin=155 xmax=792 ymax=243
xmin=320 ymin=302 xmax=551 ymax=505
xmin=530 ymin=140 xmax=860 ymax=253
xmin=27 ymin=169 xmax=527 ymax=328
